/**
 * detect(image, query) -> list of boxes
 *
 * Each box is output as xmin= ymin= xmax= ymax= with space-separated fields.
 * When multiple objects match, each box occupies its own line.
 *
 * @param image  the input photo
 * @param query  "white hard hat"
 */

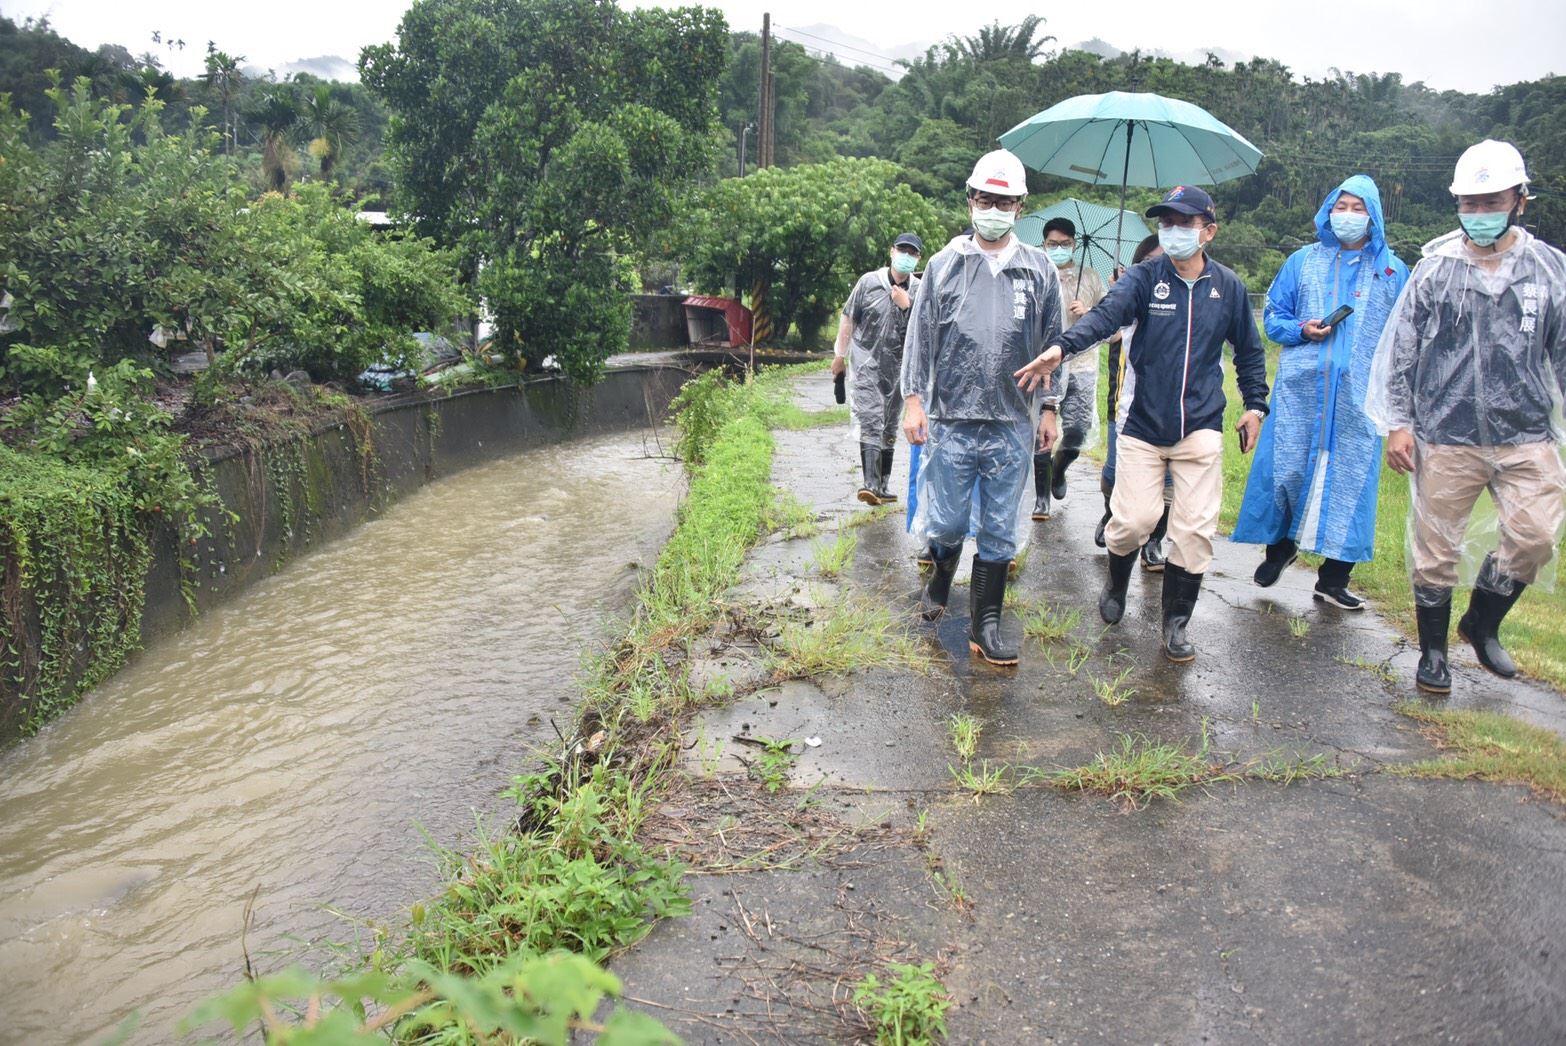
xmin=1450 ymin=139 xmax=1531 ymax=196
xmin=967 ymin=149 xmax=1028 ymax=196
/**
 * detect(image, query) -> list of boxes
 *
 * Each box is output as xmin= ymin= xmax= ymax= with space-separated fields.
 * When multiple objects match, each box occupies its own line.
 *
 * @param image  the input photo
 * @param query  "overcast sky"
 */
xmin=4 ymin=0 xmax=1562 ymax=95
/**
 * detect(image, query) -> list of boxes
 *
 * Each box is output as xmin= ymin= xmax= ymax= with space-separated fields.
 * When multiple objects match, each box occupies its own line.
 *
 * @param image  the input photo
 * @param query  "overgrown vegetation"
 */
xmin=1394 ymin=703 xmax=1566 ymax=803
xmin=852 ymin=962 xmax=951 ymax=1046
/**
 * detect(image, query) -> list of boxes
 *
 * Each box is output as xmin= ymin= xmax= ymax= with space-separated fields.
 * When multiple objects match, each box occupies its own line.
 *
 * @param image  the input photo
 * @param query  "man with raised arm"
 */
xmin=1016 ymin=185 xmax=1270 ymax=664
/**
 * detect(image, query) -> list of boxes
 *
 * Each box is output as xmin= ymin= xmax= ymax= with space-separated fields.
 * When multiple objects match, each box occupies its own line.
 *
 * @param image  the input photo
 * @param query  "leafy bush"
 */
xmin=676 ymin=158 xmax=953 ymax=346
xmin=0 ymin=76 xmax=468 ymax=395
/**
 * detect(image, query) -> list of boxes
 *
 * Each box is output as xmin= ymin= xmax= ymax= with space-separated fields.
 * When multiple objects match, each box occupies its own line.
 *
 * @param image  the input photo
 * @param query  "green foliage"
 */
xmin=362 ymin=0 xmax=729 ymax=384
xmin=852 ymin=962 xmax=951 ymax=1046
xmin=677 ymin=158 xmax=952 ymax=345
xmin=0 ymin=362 xmax=221 ymax=731
xmin=184 ymin=952 xmax=675 ymax=1044
xmin=0 ymin=79 xmax=467 ymax=395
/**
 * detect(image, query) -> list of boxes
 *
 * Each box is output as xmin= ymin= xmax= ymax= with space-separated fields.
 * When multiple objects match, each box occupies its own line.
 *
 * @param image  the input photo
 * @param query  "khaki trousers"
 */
xmin=1410 ymin=441 xmax=1566 ymax=589
xmin=1107 ymin=430 xmax=1223 ymax=573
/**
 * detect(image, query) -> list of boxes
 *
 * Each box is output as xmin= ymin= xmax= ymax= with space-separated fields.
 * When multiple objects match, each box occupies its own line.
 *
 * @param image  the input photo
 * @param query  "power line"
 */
xmin=770 ymin=25 xmax=904 ymax=77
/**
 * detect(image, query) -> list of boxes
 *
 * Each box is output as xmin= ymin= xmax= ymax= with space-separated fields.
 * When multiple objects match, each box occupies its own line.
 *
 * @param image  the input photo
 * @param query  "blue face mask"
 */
xmin=891 ymin=252 xmax=918 ymax=274
xmin=1157 ymin=224 xmax=1203 ymax=261
xmin=1045 ymin=246 xmax=1073 ymax=267
xmin=1459 ymin=210 xmax=1511 ymax=247
xmin=1329 ymin=211 xmax=1370 ymax=244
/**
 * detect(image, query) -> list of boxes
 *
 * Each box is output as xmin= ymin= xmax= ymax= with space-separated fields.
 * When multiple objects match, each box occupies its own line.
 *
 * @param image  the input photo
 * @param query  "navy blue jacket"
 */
xmin=1057 ymin=254 xmax=1270 ymax=447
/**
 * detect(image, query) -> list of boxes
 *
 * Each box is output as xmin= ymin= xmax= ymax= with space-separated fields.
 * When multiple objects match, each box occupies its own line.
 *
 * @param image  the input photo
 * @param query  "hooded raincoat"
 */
xmin=1233 ymin=175 xmax=1409 ymax=562
xmin=902 ymin=235 xmax=1064 ymax=561
xmin=1366 ymin=224 xmax=1566 ymax=595
xmin=842 ymin=267 xmax=921 ymax=449
xmin=1367 ymin=227 xmax=1566 ymax=447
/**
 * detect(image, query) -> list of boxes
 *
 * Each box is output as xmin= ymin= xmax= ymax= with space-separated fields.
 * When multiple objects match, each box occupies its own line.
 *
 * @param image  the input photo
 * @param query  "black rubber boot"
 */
xmin=920 ymin=546 xmax=960 ymax=621
xmin=1161 ymin=564 xmax=1203 ymax=663
xmin=1254 ymin=538 xmax=1298 ymax=587
xmin=1051 ymin=447 xmax=1080 ymax=501
xmin=1458 ymin=579 xmax=1526 ymax=679
xmin=968 ymin=556 xmax=1019 ymax=666
xmin=1140 ymin=505 xmax=1170 ymax=572
xmin=1094 ymin=487 xmax=1111 ymax=548
xmin=1413 ymin=587 xmax=1452 ymax=695
xmin=1031 ymin=453 xmax=1052 ymax=520
xmin=877 ymin=448 xmax=898 ymax=502
xmin=857 ymin=443 xmax=883 ymax=505
xmin=1099 ymin=549 xmax=1138 ymax=624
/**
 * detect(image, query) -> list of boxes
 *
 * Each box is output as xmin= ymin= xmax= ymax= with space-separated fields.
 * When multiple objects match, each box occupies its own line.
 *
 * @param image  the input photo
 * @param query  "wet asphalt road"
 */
xmin=610 ymin=376 xmax=1566 ymax=1045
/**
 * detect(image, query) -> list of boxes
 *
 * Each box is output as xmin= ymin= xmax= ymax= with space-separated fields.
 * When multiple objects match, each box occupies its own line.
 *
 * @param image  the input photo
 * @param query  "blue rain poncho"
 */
xmin=902 ymin=235 xmax=1064 ymax=560
xmin=842 ymin=268 xmax=920 ymax=449
xmin=1233 ymin=175 xmax=1409 ymax=561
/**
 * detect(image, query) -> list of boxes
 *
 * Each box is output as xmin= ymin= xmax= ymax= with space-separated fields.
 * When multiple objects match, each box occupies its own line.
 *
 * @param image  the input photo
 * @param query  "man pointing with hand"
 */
xmin=1016 ymin=185 xmax=1271 ymax=664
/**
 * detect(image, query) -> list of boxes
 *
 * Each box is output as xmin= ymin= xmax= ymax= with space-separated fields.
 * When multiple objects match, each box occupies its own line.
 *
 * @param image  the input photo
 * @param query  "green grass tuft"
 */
xmin=1393 ymin=702 xmax=1566 ymax=802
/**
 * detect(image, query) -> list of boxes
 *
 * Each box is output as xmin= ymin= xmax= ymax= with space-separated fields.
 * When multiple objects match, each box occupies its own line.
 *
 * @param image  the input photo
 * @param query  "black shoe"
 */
xmin=1050 ymin=448 xmax=1079 ymax=501
xmin=1414 ymin=588 xmax=1452 ymax=694
xmin=1031 ymin=453 xmax=1052 ymax=520
xmin=1457 ymin=580 xmax=1526 ymax=679
xmin=920 ymin=548 xmax=959 ymax=621
xmin=1099 ymin=549 xmax=1137 ymax=624
xmin=1094 ymin=499 xmax=1111 ymax=548
xmin=1313 ymin=584 xmax=1365 ymax=610
xmin=876 ymin=448 xmax=898 ymax=502
xmin=969 ymin=556 xmax=1018 ymax=666
xmin=1161 ymin=564 xmax=1203 ymax=663
xmin=857 ymin=443 xmax=883 ymax=505
xmin=1253 ymin=539 xmax=1298 ymax=587
xmin=1140 ymin=506 xmax=1170 ymax=572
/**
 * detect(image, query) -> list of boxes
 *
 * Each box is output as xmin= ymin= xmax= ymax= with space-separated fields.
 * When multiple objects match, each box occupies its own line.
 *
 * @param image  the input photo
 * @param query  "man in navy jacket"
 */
xmin=1017 ymin=185 xmax=1270 ymax=663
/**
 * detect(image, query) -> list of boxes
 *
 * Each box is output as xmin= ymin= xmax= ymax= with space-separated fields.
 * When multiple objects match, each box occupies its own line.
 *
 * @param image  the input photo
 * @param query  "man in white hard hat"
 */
xmin=1368 ymin=139 xmax=1566 ymax=695
xmin=902 ymin=149 xmax=1063 ymax=666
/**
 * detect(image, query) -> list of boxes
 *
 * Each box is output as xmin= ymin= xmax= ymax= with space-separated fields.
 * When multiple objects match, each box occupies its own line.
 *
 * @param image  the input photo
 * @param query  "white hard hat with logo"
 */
xmin=1450 ymin=139 xmax=1531 ymax=197
xmin=967 ymin=149 xmax=1028 ymax=196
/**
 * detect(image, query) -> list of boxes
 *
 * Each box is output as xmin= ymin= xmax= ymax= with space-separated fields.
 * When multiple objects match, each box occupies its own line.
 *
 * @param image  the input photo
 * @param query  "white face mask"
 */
xmin=1157 ymin=224 xmax=1203 ymax=260
xmin=972 ymin=206 xmax=1016 ymax=242
xmin=1329 ymin=211 xmax=1370 ymax=244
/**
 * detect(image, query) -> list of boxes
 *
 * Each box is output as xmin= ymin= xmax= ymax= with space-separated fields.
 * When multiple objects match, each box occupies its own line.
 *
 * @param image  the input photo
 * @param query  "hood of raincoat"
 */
xmin=1315 ymin=174 xmax=1397 ymax=278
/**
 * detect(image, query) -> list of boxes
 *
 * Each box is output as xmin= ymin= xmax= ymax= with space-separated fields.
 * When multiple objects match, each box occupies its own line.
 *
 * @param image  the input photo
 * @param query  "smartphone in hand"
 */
xmin=1321 ymin=303 xmax=1353 ymax=328
xmin=1239 ymin=424 xmax=1252 ymax=454
xmin=833 ymin=371 xmax=846 ymax=404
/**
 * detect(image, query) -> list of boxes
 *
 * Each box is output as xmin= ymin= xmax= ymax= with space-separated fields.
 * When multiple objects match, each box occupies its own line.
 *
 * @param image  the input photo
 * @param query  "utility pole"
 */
xmin=739 ymin=123 xmax=752 ymax=178
xmin=758 ymin=13 xmax=772 ymax=168
xmin=765 ymin=71 xmax=776 ymax=167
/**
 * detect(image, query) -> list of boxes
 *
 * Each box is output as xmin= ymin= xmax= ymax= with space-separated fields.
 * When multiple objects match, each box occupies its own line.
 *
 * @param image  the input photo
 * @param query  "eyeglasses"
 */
xmin=1156 ymin=214 xmax=1208 ymax=229
xmin=971 ymin=194 xmax=1023 ymax=212
xmin=1043 ymin=238 xmax=1075 ymax=249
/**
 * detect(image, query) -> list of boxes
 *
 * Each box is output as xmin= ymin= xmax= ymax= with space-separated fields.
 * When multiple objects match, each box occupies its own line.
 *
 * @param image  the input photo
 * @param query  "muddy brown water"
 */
xmin=0 ymin=429 xmax=681 ymax=1045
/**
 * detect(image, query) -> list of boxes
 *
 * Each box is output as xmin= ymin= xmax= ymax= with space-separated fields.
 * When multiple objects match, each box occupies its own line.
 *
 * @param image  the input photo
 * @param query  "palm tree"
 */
xmin=299 ymin=83 xmax=359 ymax=180
xmin=956 ymin=17 xmax=1055 ymax=63
xmin=203 ymin=50 xmax=246 ymax=154
xmin=252 ymin=90 xmax=299 ymax=192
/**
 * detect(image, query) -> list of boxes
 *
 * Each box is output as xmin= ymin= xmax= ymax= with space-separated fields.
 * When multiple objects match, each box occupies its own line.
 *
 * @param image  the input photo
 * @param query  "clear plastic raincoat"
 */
xmin=1234 ymin=175 xmax=1409 ymax=562
xmin=1367 ymin=225 xmax=1566 ymax=596
xmin=902 ymin=235 xmax=1064 ymax=561
xmin=842 ymin=268 xmax=920 ymax=449
xmin=1050 ymin=261 xmax=1108 ymax=451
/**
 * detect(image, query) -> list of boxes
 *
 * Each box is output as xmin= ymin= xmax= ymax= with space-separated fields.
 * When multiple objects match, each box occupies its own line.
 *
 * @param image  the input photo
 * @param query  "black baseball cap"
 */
xmin=1146 ymin=185 xmax=1217 ymax=223
xmin=893 ymin=233 xmax=924 ymax=254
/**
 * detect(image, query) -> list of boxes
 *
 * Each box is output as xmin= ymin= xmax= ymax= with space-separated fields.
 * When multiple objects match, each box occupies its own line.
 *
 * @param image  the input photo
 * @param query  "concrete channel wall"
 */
xmin=2 ymin=358 xmax=696 ymax=738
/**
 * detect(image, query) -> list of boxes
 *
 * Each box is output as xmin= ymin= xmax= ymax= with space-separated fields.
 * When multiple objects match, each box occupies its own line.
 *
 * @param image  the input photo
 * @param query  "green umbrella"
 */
xmin=1015 ymin=197 xmax=1153 ymax=293
xmin=1000 ymin=91 xmax=1263 ymax=260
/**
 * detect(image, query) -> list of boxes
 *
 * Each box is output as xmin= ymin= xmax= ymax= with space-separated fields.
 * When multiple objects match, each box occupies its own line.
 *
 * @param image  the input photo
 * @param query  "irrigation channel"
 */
xmin=0 ymin=428 xmax=683 ymax=1045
